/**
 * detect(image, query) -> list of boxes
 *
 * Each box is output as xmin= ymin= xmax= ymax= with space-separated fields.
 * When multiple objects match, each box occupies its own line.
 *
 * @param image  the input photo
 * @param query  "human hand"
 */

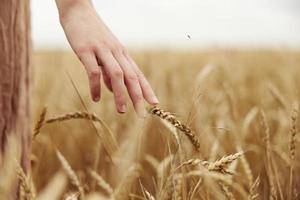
xmin=56 ymin=0 xmax=159 ymax=117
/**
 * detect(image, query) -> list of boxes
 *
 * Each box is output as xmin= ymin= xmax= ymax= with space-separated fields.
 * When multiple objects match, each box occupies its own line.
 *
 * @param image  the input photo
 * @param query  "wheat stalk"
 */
xmin=149 ymin=106 xmax=200 ymax=150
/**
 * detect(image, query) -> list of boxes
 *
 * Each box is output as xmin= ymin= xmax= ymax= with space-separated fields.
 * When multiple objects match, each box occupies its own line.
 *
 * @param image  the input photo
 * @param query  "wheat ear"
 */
xmin=113 ymin=164 xmax=141 ymax=200
xmin=248 ymin=176 xmax=260 ymax=200
xmin=16 ymin=164 xmax=34 ymax=200
xmin=289 ymin=107 xmax=298 ymax=200
xmin=33 ymin=107 xmax=47 ymax=138
xmin=56 ymin=150 xmax=84 ymax=199
xmin=260 ymin=110 xmax=277 ymax=200
xmin=220 ymin=183 xmax=235 ymax=200
xmin=33 ymin=111 xmax=118 ymax=159
xmin=149 ymin=106 xmax=200 ymax=150
xmin=89 ymin=169 xmax=113 ymax=195
xmin=237 ymin=146 xmax=253 ymax=187
xmin=179 ymin=152 xmax=243 ymax=174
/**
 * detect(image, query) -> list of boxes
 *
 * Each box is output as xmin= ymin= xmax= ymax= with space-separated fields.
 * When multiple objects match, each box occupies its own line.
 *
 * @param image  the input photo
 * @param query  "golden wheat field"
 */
xmin=2 ymin=49 xmax=300 ymax=200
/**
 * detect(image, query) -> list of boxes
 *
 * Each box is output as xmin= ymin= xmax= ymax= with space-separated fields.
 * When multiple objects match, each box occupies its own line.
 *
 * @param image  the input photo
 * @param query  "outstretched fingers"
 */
xmin=97 ymin=50 xmax=127 ymax=113
xmin=114 ymin=52 xmax=146 ymax=117
xmin=126 ymin=54 xmax=159 ymax=105
xmin=96 ymin=48 xmax=159 ymax=117
xmin=79 ymin=52 xmax=101 ymax=102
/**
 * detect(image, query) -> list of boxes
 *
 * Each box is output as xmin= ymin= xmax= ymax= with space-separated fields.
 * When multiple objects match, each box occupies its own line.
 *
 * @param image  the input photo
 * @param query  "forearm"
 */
xmin=55 ymin=0 xmax=93 ymax=21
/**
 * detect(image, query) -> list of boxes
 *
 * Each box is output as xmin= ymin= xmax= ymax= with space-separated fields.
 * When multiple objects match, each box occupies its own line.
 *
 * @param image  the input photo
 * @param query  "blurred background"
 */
xmin=32 ymin=0 xmax=300 ymax=49
xmin=28 ymin=1 xmax=300 ymax=199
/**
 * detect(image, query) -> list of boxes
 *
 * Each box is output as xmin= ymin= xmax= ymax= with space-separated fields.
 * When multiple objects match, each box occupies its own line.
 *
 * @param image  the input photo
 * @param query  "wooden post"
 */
xmin=0 ymin=0 xmax=31 ymax=171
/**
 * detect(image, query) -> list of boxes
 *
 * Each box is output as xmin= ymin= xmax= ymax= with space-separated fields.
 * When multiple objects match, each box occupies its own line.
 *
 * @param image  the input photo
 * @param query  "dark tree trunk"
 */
xmin=0 ymin=0 xmax=31 ymax=172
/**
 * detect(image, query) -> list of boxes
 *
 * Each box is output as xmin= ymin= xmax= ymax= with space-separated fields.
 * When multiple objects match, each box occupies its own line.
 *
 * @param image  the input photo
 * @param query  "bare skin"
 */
xmin=55 ymin=0 xmax=158 ymax=117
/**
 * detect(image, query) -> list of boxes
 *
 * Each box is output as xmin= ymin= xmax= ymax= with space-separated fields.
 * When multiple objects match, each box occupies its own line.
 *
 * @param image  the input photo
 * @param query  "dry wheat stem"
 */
xmin=149 ymin=106 xmax=200 ymax=150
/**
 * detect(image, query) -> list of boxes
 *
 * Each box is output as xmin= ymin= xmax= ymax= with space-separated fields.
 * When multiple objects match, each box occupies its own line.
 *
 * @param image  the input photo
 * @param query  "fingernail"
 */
xmin=151 ymin=96 xmax=159 ymax=104
xmin=94 ymin=95 xmax=100 ymax=102
xmin=119 ymin=104 xmax=127 ymax=113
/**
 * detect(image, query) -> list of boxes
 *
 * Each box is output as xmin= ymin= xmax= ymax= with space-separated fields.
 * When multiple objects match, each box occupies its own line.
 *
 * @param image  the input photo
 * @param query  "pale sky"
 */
xmin=31 ymin=0 xmax=300 ymax=49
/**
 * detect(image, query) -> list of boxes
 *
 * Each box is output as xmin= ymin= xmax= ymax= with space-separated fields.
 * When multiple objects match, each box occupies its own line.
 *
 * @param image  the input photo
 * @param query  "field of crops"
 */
xmin=3 ymin=49 xmax=300 ymax=199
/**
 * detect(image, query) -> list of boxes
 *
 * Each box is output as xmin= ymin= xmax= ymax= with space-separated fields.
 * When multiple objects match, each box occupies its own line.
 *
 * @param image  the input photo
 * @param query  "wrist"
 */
xmin=56 ymin=0 xmax=93 ymax=23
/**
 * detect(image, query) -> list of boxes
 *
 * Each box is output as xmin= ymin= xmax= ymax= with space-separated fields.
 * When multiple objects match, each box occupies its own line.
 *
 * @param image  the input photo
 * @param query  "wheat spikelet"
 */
xmin=173 ymin=177 xmax=183 ymax=200
xmin=33 ymin=107 xmax=47 ymax=138
xmin=144 ymin=190 xmax=155 ymax=200
xmin=237 ymin=146 xmax=253 ymax=187
xmin=180 ymin=152 xmax=242 ymax=175
xmin=36 ymin=171 xmax=68 ymax=200
xmin=267 ymin=83 xmax=289 ymax=111
xmin=139 ymin=181 xmax=156 ymax=200
xmin=113 ymin=164 xmax=141 ymax=200
xmin=35 ymin=111 xmax=118 ymax=159
xmin=144 ymin=154 xmax=160 ymax=170
xmin=248 ymin=176 xmax=260 ymax=200
xmin=158 ymin=175 xmax=175 ymax=200
xmin=189 ymin=178 xmax=202 ymax=200
xmin=289 ymin=108 xmax=298 ymax=161
xmin=156 ymin=116 xmax=181 ymax=147
xmin=32 ymin=111 xmax=99 ymax=139
xmin=260 ymin=110 xmax=277 ymax=200
xmin=89 ymin=169 xmax=113 ymax=195
xmin=183 ymin=170 xmax=248 ymax=199
xmin=220 ymin=183 xmax=235 ymax=200
xmin=16 ymin=164 xmax=34 ymax=200
xmin=242 ymin=107 xmax=259 ymax=137
xmin=209 ymin=152 xmax=243 ymax=172
xmin=56 ymin=150 xmax=84 ymax=199
xmin=289 ymin=107 xmax=298 ymax=200
xmin=149 ymin=106 xmax=200 ymax=150
xmin=64 ymin=192 xmax=80 ymax=200
xmin=157 ymin=155 xmax=174 ymax=180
